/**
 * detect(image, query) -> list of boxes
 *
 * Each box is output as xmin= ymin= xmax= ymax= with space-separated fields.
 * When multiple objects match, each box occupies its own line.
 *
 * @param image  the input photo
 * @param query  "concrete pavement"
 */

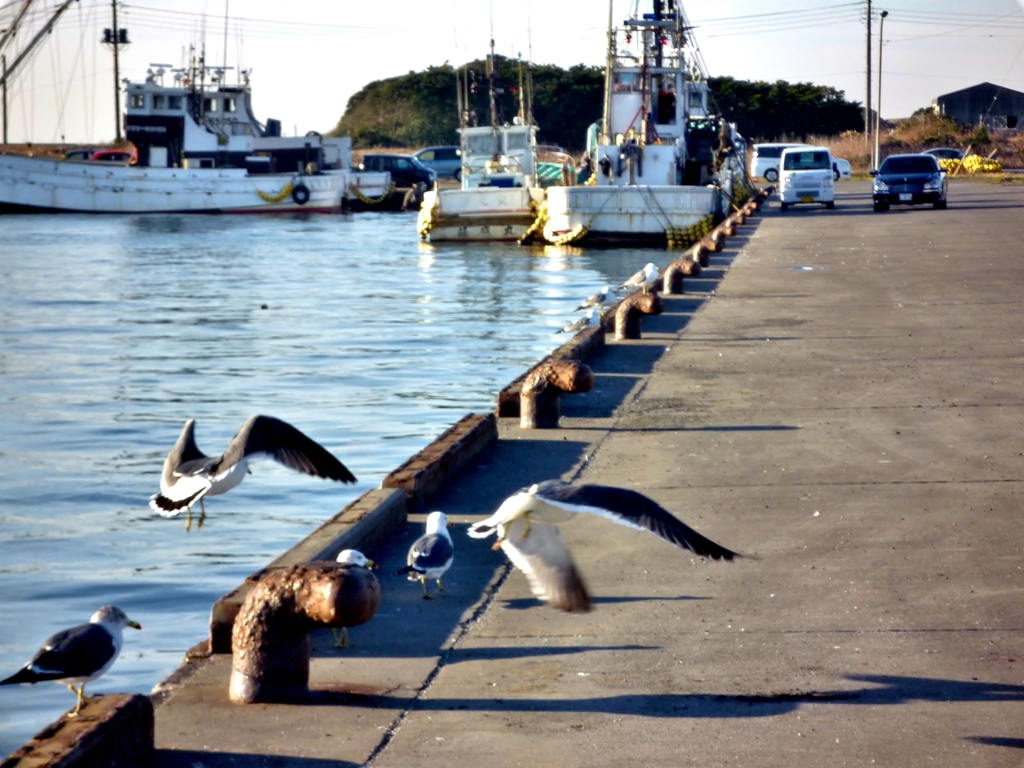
xmin=154 ymin=179 xmax=1024 ymax=767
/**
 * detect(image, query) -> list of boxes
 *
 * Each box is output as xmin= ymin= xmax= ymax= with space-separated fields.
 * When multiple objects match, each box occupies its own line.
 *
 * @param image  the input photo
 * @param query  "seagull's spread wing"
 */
xmin=2 ymin=624 xmax=115 ymax=684
xmin=500 ymin=518 xmax=591 ymax=612
xmin=409 ymin=532 xmax=454 ymax=572
xmin=532 ymin=480 xmax=737 ymax=561
xmin=225 ymin=415 xmax=357 ymax=483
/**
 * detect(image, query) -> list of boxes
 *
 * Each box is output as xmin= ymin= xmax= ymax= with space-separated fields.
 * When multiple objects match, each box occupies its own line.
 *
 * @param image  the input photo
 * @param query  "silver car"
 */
xmin=413 ymin=146 xmax=462 ymax=181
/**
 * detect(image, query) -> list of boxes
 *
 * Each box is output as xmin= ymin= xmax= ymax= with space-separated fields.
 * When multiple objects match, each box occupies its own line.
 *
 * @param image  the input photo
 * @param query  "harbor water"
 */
xmin=0 ymin=211 xmax=658 ymax=754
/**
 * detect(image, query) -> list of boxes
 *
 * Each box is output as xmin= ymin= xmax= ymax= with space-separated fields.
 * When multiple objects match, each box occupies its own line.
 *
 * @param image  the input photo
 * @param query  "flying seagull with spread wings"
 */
xmin=150 ymin=415 xmax=356 ymax=531
xmin=468 ymin=480 xmax=738 ymax=611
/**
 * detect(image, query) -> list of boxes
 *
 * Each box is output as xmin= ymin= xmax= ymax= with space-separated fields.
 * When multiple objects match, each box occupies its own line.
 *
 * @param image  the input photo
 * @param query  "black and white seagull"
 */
xmin=1 ymin=605 xmax=142 ymax=716
xmin=395 ymin=511 xmax=455 ymax=599
xmin=468 ymin=480 xmax=738 ymax=612
xmin=619 ymin=262 xmax=659 ymax=293
xmin=557 ymin=308 xmax=603 ymax=334
xmin=150 ymin=415 xmax=357 ymax=531
xmin=576 ymin=285 xmax=614 ymax=312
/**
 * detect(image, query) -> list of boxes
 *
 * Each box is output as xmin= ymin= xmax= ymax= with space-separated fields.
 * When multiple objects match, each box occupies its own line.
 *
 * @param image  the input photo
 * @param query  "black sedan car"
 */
xmin=359 ymin=154 xmax=437 ymax=188
xmin=870 ymin=154 xmax=947 ymax=212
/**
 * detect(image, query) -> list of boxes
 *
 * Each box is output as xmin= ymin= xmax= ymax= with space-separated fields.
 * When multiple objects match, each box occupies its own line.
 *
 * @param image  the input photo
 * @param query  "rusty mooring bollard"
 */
xmin=722 ymin=220 xmax=737 ymax=237
xmin=732 ymin=211 xmax=747 ymax=226
xmin=692 ymin=242 xmax=711 ymax=268
xmin=706 ymin=229 xmax=725 ymax=252
xmin=520 ymin=359 xmax=594 ymax=429
xmin=664 ymin=260 xmax=702 ymax=294
xmin=229 ymin=561 xmax=380 ymax=704
xmin=615 ymin=291 xmax=664 ymax=340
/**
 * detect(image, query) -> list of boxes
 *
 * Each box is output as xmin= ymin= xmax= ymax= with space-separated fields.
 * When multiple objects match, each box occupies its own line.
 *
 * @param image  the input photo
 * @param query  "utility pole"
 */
xmin=2 ymin=55 xmax=7 ymax=145
xmin=865 ymin=0 xmax=872 ymax=143
xmin=112 ymin=0 xmax=122 ymax=142
xmin=875 ymin=11 xmax=888 ymax=169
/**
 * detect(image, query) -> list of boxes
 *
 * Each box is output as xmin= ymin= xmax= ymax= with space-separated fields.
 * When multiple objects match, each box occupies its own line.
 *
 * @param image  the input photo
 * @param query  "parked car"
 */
xmin=360 ymin=153 xmax=437 ymax=187
xmin=870 ymin=153 xmax=947 ymax=211
xmin=413 ymin=146 xmax=461 ymax=181
xmin=778 ymin=146 xmax=835 ymax=210
xmin=833 ymin=157 xmax=852 ymax=180
xmin=751 ymin=142 xmax=810 ymax=182
xmin=923 ymin=147 xmax=964 ymax=161
xmin=63 ymin=148 xmax=136 ymax=163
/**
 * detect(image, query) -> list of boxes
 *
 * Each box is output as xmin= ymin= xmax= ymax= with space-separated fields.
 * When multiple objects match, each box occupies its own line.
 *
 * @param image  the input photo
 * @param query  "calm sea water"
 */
xmin=0 ymin=211 xmax=655 ymax=754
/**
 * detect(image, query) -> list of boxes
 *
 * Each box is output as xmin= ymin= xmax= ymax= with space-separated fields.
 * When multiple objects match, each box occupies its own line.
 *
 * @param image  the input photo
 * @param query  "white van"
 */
xmin=778 ymin=146 xmax=835 ymax=211
xmin=751 ymin=143 xmax=809 ymax=182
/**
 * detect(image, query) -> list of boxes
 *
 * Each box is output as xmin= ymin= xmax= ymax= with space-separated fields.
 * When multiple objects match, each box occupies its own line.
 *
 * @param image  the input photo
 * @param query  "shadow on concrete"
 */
xmin=156 ymin=751 xmax=359 ymax=768
xmin=335 ymin=674 xmax=1024 ymax=719
xmin=498 ymin=595 xmax=711 ymax=611
xmin=446 ymin=644 xmax=659 ymax=661
xmin=966 ymin=736 xmax=1024 ymax=750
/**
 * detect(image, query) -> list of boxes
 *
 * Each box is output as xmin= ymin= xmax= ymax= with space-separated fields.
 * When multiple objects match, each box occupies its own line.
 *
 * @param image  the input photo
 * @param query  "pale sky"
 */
xmin=2 ymin=0 xmax=1024 ymax=144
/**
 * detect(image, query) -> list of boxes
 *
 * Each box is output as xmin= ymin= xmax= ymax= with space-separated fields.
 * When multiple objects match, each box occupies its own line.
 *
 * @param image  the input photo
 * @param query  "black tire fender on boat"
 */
xmin=292 ymin=182 xmax=310 ymax=206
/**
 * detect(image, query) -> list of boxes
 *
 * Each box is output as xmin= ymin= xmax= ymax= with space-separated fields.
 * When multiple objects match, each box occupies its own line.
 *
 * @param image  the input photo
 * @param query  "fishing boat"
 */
xmin=541 ymin=0 xmax=748 ymax=247
xmin=417 ymin=43 xmax=545 ymax=242
xmin=0 ymin=60 xmax=390 ymax=214
xmin=0 ymin=1 xmax=389 ymax=214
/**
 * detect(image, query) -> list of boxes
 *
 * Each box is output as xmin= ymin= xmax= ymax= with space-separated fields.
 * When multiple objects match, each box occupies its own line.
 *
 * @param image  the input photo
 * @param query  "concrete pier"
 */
xmin=25 ymin=179 xmax=1024 ymax=767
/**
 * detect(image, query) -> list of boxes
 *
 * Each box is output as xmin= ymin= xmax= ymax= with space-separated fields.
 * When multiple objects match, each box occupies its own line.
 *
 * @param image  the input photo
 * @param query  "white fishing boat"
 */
xmin=0 ymin=62 xmax=389 ymax=214
xmin=542 ymin=0 xmax=747 ymax=247
xmin=417 ymin=43 xmax=545 ymax=242
xmin=0 ymin=2 xmax=389 ymax=214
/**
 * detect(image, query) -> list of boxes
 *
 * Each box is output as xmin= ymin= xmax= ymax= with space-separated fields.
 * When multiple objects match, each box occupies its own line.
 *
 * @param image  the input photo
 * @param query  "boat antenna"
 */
xmin=222 ymin=0 xmax=229 ymax=76
xmin=516 ymin=53 xmax=524 ymax=122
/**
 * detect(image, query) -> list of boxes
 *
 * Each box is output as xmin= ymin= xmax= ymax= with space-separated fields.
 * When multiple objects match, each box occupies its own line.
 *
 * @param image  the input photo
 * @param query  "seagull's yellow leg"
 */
xmin=68 ymin=684 xmax=86 ymax=717
xmin=332 ymin=627 xmax=348 ymax=648
xmin=197 ymin=498 xmax=207 ymax=530
xmin=436 ymin=579 xmax=447 ymax=593
xmin=420 ymin=577 xmax=433 ymax=600
xmin=184 ymin=507 xmax=193 ymax=533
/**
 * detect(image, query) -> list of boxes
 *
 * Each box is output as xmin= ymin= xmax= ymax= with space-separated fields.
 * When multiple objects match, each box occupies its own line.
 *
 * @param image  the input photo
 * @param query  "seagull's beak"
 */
xmin=127 ymin=620 xmax=142 ymax=630
xmin=447 ymin=520 xmax=456 ymax=528
xmin=365 ymin=559 xmax=378 ymax=569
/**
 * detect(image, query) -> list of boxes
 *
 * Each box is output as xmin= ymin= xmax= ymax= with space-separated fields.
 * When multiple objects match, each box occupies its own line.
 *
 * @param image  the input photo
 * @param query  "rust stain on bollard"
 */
xmin=520 ymin=359 xmax=594 ymax=429
xmin=615 ymin=292 xmax=664 ymax=340
xmin=229 ymin=563 xmax=380 ymax=704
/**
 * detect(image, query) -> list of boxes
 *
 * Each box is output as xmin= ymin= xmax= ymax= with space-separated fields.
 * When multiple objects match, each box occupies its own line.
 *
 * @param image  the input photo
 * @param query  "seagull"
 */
xmin=619 ymin=262 xmax=659 ymax=293
xmin=468 ymin=480 xmax=738 ymax=612
xmin=332 ymin=549 xmax=377 ymax=648
xmin=395 ymin=511 xmax=455 ymax=599
xmin=1 ymin=606 xmax=142 ymax=716
xmin=150 ymin=415 xmax=357 ymax=531
xmin=557 ymin=308 xmax=602 ymax=334
xmin=576 ymin=285 xmax=613 ymax=311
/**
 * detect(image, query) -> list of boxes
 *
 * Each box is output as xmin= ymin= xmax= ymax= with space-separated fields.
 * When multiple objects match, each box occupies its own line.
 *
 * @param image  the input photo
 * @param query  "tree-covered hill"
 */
xmin=329 ymin=56 xmax=864 ymax=149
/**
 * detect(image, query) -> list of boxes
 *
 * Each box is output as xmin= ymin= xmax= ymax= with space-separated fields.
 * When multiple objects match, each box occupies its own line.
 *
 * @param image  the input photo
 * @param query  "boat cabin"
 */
xmin=124 ymin=63 xmax=351 ymax=173
xmin=458 ymin=120 xmax=537 ymax=189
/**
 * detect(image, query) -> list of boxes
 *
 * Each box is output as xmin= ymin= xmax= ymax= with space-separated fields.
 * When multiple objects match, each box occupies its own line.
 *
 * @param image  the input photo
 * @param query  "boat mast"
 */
xmin=0 ymin=0 xmax=33 ymax=58
xmin=601 ymin=0 xmax=614 ymax=143
xmin=2 ymin=54 xmax=7 ymax=144
xmin=0 ymin=0 xmax=74 ymax=98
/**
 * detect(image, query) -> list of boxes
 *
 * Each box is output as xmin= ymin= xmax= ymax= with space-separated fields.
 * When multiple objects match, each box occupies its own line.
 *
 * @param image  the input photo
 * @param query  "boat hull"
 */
xmin=420 ymin=186 xmax=545 ymax=242
xmin=0 ymin=154 xmax=390 ymax=214
xmin=544 ymin=185 xmax=725 ymax=245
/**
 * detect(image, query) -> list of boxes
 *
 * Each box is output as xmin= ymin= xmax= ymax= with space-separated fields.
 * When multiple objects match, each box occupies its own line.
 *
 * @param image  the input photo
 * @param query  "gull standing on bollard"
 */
xmin=150 ymin=415 xmax=357 ymax=531
xmin=395 ymin=511 xmax=455 ymax=599
xmin=557 ymin=308 xmax=603 ymax=334
xmin=468 ymin=480 xmax=739 ymax=612
xmin=576 ymin=285 xmax=614 ymax=312
xmin=332 ymin=550 xmax=378 ymax=648
xmin=0 ymin=606 xmax=142 ymax=716
xmin=619 ymin=263 xmax=659 ymax=294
